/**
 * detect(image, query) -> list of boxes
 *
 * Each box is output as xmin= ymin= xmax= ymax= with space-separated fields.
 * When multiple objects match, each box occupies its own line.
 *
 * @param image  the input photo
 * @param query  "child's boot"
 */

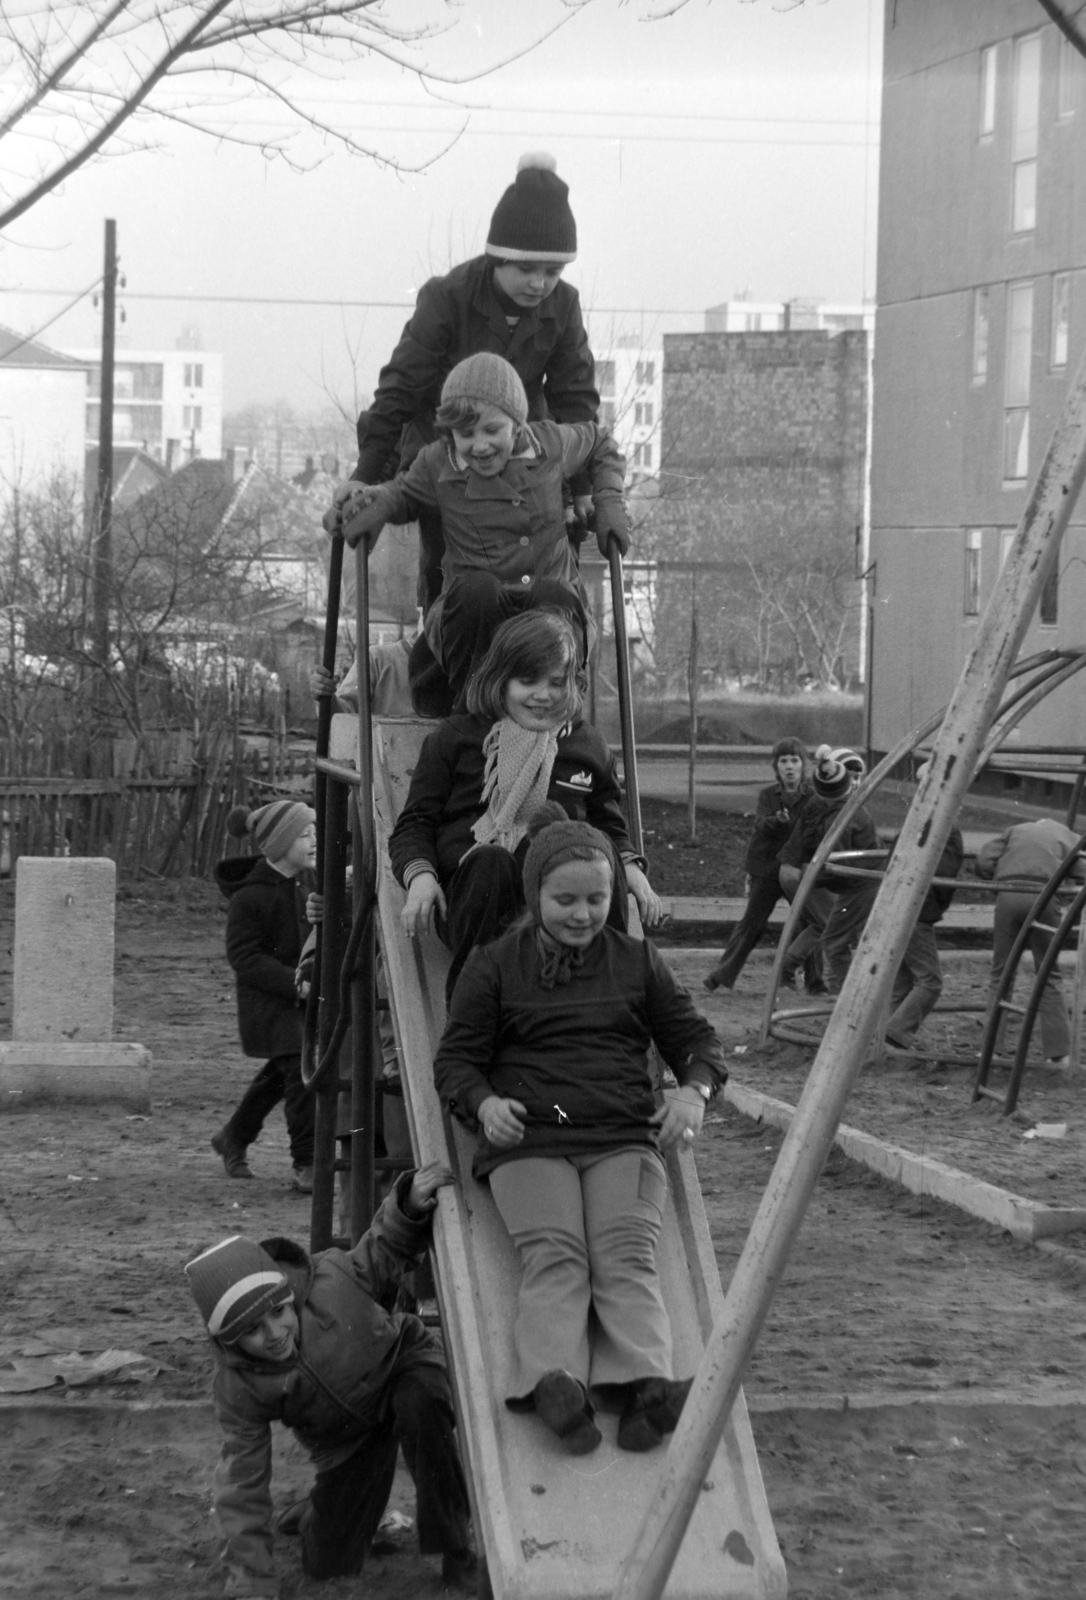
xmin=533 ymin=1370 xmax=601 ymax=1455
xmin=617 ymin=1377 xmax=693 ymax=1452
xmin=211 ymin=1127 xmax=253 ymax=1180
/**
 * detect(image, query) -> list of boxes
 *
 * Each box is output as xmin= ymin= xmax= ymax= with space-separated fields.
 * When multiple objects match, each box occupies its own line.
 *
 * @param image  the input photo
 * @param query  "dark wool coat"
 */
xmin=352 ymin=256 xmax=599 ymax=485
xmin=387 ymin=713 xmax=634 ymax=888
xmin=744 ymin=780 xmax=815 ymax=878
xmin=432 ymin=923 xmax=728 ymax=1180
xmin=208 ymin=1174 xmax=443 ymax=1594
xmin=779 ymin=793 xmax=879 ymax=900
xmin=215 ymin=855 xmax=314 ymax=1059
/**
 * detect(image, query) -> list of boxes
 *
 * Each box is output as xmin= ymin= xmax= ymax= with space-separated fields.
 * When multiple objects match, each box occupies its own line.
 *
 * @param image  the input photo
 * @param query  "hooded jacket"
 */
xmin=215 ymin=855 xmax=314 ymax=1059
xmin=352 ymin=256 xmax=599 ymax=485
xmin=207 ymin=1174 xmax=444 ymax=1597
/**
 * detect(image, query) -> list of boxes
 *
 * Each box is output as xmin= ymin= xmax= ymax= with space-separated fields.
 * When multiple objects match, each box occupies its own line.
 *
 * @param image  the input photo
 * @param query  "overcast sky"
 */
xmin=0 ymin=0 xmax=882 ymax=423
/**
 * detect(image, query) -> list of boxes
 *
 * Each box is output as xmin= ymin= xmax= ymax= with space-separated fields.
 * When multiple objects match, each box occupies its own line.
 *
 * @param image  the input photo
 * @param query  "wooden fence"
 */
xmin=0 ymin=739 xmax=316 ymax=880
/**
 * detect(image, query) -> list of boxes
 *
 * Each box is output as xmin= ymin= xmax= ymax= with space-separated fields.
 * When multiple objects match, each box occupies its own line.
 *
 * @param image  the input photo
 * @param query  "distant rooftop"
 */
xmin=0 ymin=323 xmax=91 ymax=370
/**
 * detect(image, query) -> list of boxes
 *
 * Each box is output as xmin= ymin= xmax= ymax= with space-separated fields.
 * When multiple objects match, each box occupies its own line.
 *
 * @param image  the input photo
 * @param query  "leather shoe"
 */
xmin=292 ymin=1164 xmax=314 ymax=1194
xmin=211 ymin=1128 xmax=253 ymax=1180
xmin=533 ymin=1370 xmax=601 ymax=1455
xmin=617 ymin=1377 xmax=693 ymax=1452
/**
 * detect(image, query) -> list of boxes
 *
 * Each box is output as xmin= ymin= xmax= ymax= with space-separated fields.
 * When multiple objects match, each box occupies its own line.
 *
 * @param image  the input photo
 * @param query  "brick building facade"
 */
xmin=644 ymin=329 xmax=868 ymax=693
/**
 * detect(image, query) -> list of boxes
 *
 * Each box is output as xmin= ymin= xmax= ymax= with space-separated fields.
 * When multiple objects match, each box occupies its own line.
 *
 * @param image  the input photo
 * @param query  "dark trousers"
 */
xmin=823 ymin=888 xmax=879 ymax=994
xmin=441 ymin=839 xmax=629 ymax=1006
xmin=224 ymin=1052 xmax=314 ymax=1167
xmin=436 ymin=571 xmax=589 ymax=705
xmin=885 ymin=922 xmax=944 ymax=1045
xmin=708 ymin=873 xmax=783 ymax=987
xmin=301 ymin=1366 xmax=470 ymax=1579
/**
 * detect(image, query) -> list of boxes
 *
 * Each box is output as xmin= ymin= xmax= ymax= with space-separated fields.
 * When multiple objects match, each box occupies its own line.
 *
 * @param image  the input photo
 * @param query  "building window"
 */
xmin=183 ymin=363 xmax=204 ymax=388
xmin=1011 ymin=32 xmax=1041 ymax=233
xmin=979 ymin=44 xmax=998 ymax=139
xmin=1058 ymin=32 xmax=1077 ymax=120
xmin=183 ymin=405 xmax=203 ymax=432
xmin=1040 ymin=561 xmax=1059 ymax=625
xmin=1051 ymin=273 xmax=1070 ymax=369
xmin=972 ymin=287 xmax=990 ymax=383
xmin=635 ymin=360 xmax=655 ymax=386
xmin=964 ymin=530 xmax=983 ymax=616
xmin=1003 ymin=280 xmax=1033 ymax=483
xmin=598 ymin=360 xmax=615 ymax=398
xmin=1000 ymin=528 xmax=1015 ymax=570
xmin=601 ymin=400 xmax=616 ymax=429
xmin=634 ymin=402 xmax=654 ymax=427
xmin=631 ymin=442 xmax=654 ymax=470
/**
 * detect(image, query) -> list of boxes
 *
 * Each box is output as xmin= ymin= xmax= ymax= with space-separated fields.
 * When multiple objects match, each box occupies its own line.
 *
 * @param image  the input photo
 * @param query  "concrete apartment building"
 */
xmin=869 ymin=1 xmax=1086 ymax=754
xmin=65 ymin=344 xmax=224 ymax=464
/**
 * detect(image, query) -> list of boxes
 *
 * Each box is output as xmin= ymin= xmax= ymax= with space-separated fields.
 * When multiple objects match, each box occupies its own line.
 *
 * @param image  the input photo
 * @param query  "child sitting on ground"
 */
xmin=185 ymin=1161 xmax=474 ymax=1598
xmin=432 ymin=805 xmax=728 ymax=1454
xmin=211 ymin=801 xmax=319 ymax=1193
xmin=388 ymin=609 xmax=661 ymax=1003
xmin=338 ymin=351 xmax=630 ymax=703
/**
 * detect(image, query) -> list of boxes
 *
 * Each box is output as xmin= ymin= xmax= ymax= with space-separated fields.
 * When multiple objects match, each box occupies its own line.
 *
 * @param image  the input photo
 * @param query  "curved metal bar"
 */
xmin=1003 ymin=854 xmax=1086 ymax=1115
xmin=980 ymin=652 xmax=1086 ymax=766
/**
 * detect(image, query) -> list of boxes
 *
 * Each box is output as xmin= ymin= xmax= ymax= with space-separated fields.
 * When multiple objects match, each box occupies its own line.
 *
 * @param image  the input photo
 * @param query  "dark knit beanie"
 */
xmin=812 ymin=749 xmax=851 ymax=800
xmin=831 ymin=747 xmax=866 ymax=780
xmin=226 ymin=800 xmax=315 ymax=862
xmin=441 ymin=353 xmax=529 ymax=428
xmin=185 ymin=1236 xmax=293 ymax=1343
xmin=521 ymin=802 xmax=614 ymax=922
xmin=486 ymin=152 xmax=577 ymax=264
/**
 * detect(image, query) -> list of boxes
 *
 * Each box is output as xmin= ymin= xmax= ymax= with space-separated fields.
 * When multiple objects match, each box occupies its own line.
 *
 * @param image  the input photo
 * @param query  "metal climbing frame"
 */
xmin=301 ymin=535 xmax=644 ymax=1252
xmin=973 ymin=827 xmax=1086 ymax=1115
xmin=758 ymin=649 xmax=1086 ymax=1066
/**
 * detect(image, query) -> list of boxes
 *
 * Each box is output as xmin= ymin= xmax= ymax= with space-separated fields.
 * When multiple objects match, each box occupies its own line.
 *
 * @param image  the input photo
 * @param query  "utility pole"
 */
xmin=92 ymin=218 xmax=117 ymax=676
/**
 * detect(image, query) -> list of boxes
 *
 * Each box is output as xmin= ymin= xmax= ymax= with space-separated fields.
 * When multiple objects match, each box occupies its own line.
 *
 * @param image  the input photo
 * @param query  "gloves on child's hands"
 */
xmin=594 ymin=506 xmax=631 ymax=559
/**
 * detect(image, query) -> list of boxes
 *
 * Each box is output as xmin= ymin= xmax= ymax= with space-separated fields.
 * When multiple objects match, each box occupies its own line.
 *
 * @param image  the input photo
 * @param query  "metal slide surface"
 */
xmin=364 ymin=714 xmax=786 ymax=1600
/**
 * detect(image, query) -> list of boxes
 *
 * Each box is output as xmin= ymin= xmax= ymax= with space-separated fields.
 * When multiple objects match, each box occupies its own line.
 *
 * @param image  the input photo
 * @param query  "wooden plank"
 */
xmin=372 ymin=717 xmax=784 ymax=1600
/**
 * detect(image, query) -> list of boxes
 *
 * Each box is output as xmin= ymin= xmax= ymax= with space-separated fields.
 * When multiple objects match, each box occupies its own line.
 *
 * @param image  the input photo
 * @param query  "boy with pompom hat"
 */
xmin=185 ymin=1161 xmax=476 ymax=1596
xmin=328 ymin=152 xmax=602 ymax=713
xmin=211 ymin=801 xmax=318 ymax=1191
xmin=340 ymin=349 xmax=630 ymax=701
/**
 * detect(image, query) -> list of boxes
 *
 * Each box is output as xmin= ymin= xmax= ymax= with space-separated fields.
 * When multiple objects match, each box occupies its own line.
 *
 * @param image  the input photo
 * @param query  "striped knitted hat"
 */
xmin=185 ymin=1236 xmax=293 ymax=1343
xmin=226 ymin=800 xmax=315 ymax=862
xmin=486 ymin=152 xmax=577 ymax=264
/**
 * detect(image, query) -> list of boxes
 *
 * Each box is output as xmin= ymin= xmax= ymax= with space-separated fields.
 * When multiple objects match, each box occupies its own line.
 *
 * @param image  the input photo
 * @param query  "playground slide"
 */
xmin=364 ymin=714 xmax=786 ymax=1600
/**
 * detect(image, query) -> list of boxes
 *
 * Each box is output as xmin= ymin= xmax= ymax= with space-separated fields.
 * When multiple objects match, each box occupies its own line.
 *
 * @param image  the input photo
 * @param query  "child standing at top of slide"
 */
xmin=329 ymin=153 xmax=602 ymax=621
xmin=338 ymin=351 xmax=630 ymax=703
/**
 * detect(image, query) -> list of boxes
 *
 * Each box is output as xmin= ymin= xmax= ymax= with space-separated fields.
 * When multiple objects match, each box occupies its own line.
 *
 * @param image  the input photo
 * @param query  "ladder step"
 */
xmin=997 ymin=999 xmax=1025 ymax=1013
xmin=1033 ymin=923 xmax=1060 ymax=935
xmin=974 ymin=1084 xmax=1004 ymax=1102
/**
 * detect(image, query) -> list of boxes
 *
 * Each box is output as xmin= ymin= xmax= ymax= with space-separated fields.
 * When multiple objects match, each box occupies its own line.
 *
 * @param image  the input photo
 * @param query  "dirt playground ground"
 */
xmin=2 ymin=799 xmax=1086 ymax=1599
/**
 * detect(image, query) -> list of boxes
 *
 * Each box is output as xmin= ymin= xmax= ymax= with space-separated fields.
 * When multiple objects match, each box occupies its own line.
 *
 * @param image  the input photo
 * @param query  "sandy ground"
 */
xmin=2 ymin=857 xmax=1086 ymax=1599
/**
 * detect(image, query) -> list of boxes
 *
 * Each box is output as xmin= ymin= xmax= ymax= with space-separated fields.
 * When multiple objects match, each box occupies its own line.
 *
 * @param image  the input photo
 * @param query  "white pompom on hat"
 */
xmin=486 ymin=151 xmax=577 ymax=263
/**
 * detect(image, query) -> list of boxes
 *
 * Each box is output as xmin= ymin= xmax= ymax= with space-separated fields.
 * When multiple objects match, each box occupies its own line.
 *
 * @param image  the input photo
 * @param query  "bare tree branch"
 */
xmin=0 ymin=1 xmax=589 ymax=232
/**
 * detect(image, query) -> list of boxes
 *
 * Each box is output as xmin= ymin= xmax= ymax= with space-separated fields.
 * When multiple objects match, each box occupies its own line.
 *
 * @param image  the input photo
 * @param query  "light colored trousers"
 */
xmin=490 ymin=1147 xmax=672 ymax=1398
xmin=988 ymin=889 xmax=1071 ymax=1060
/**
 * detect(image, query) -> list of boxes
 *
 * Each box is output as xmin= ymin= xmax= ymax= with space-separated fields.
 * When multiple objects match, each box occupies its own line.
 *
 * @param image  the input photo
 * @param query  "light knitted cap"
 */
xmin=521 ymin=802 xmax=614 ymax=922
xmin=227 ymin=800 xmax=316 ymax=862
xmin=185 ymin=1236 xmax=293 ymax=1343
xmin=486 ymin=152 xmax=577 ymax=263
xmin=441 ymin=353 xmax=529 ymax=428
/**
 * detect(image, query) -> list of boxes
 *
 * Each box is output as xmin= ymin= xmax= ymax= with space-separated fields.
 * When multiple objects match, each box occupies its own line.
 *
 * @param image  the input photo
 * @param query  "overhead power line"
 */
xmin=0 ymin=288 xmax=747 ymax=316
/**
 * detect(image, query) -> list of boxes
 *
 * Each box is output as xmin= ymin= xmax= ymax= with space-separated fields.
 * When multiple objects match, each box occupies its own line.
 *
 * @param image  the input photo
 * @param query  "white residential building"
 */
xmin=595 ymin=335 xmax=663 ymax=488
xmin=703 ymin=296 xmax=876 ymax=336
xmin=0 ymin=326 xmax=89 ymax=492
xmin=64 ymin=345 xmax=224 ymax=464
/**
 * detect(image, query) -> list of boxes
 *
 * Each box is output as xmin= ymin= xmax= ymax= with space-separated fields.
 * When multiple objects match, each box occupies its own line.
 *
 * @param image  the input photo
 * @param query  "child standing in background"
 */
xmin=211 ymin=801 xmax=318 ymax=1194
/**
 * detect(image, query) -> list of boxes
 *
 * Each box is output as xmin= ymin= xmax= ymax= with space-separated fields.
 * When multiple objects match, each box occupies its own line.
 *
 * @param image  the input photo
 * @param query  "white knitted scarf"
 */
xmin=471 ymin=718 xmax=559 ymax=855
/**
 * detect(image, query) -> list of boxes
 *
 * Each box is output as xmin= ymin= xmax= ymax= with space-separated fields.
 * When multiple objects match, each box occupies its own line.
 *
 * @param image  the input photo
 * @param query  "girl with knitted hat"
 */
xmin=339 ymin=347 xmax=630 ymax=704
xmin=388 ymin=609 xmax=661 ymax=1005
xmin=210 ymin=800 xmax=318 ymax=1191
xmin=432 ymin=803 xmax=727 ymax=1456
xmin=329 ymin=154 xmax=599 ymax=638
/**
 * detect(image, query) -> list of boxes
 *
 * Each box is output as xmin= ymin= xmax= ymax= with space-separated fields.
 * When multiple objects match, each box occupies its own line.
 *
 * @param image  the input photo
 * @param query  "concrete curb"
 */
xmin=723 ymin=1080 xmax=1086 ymax=1244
